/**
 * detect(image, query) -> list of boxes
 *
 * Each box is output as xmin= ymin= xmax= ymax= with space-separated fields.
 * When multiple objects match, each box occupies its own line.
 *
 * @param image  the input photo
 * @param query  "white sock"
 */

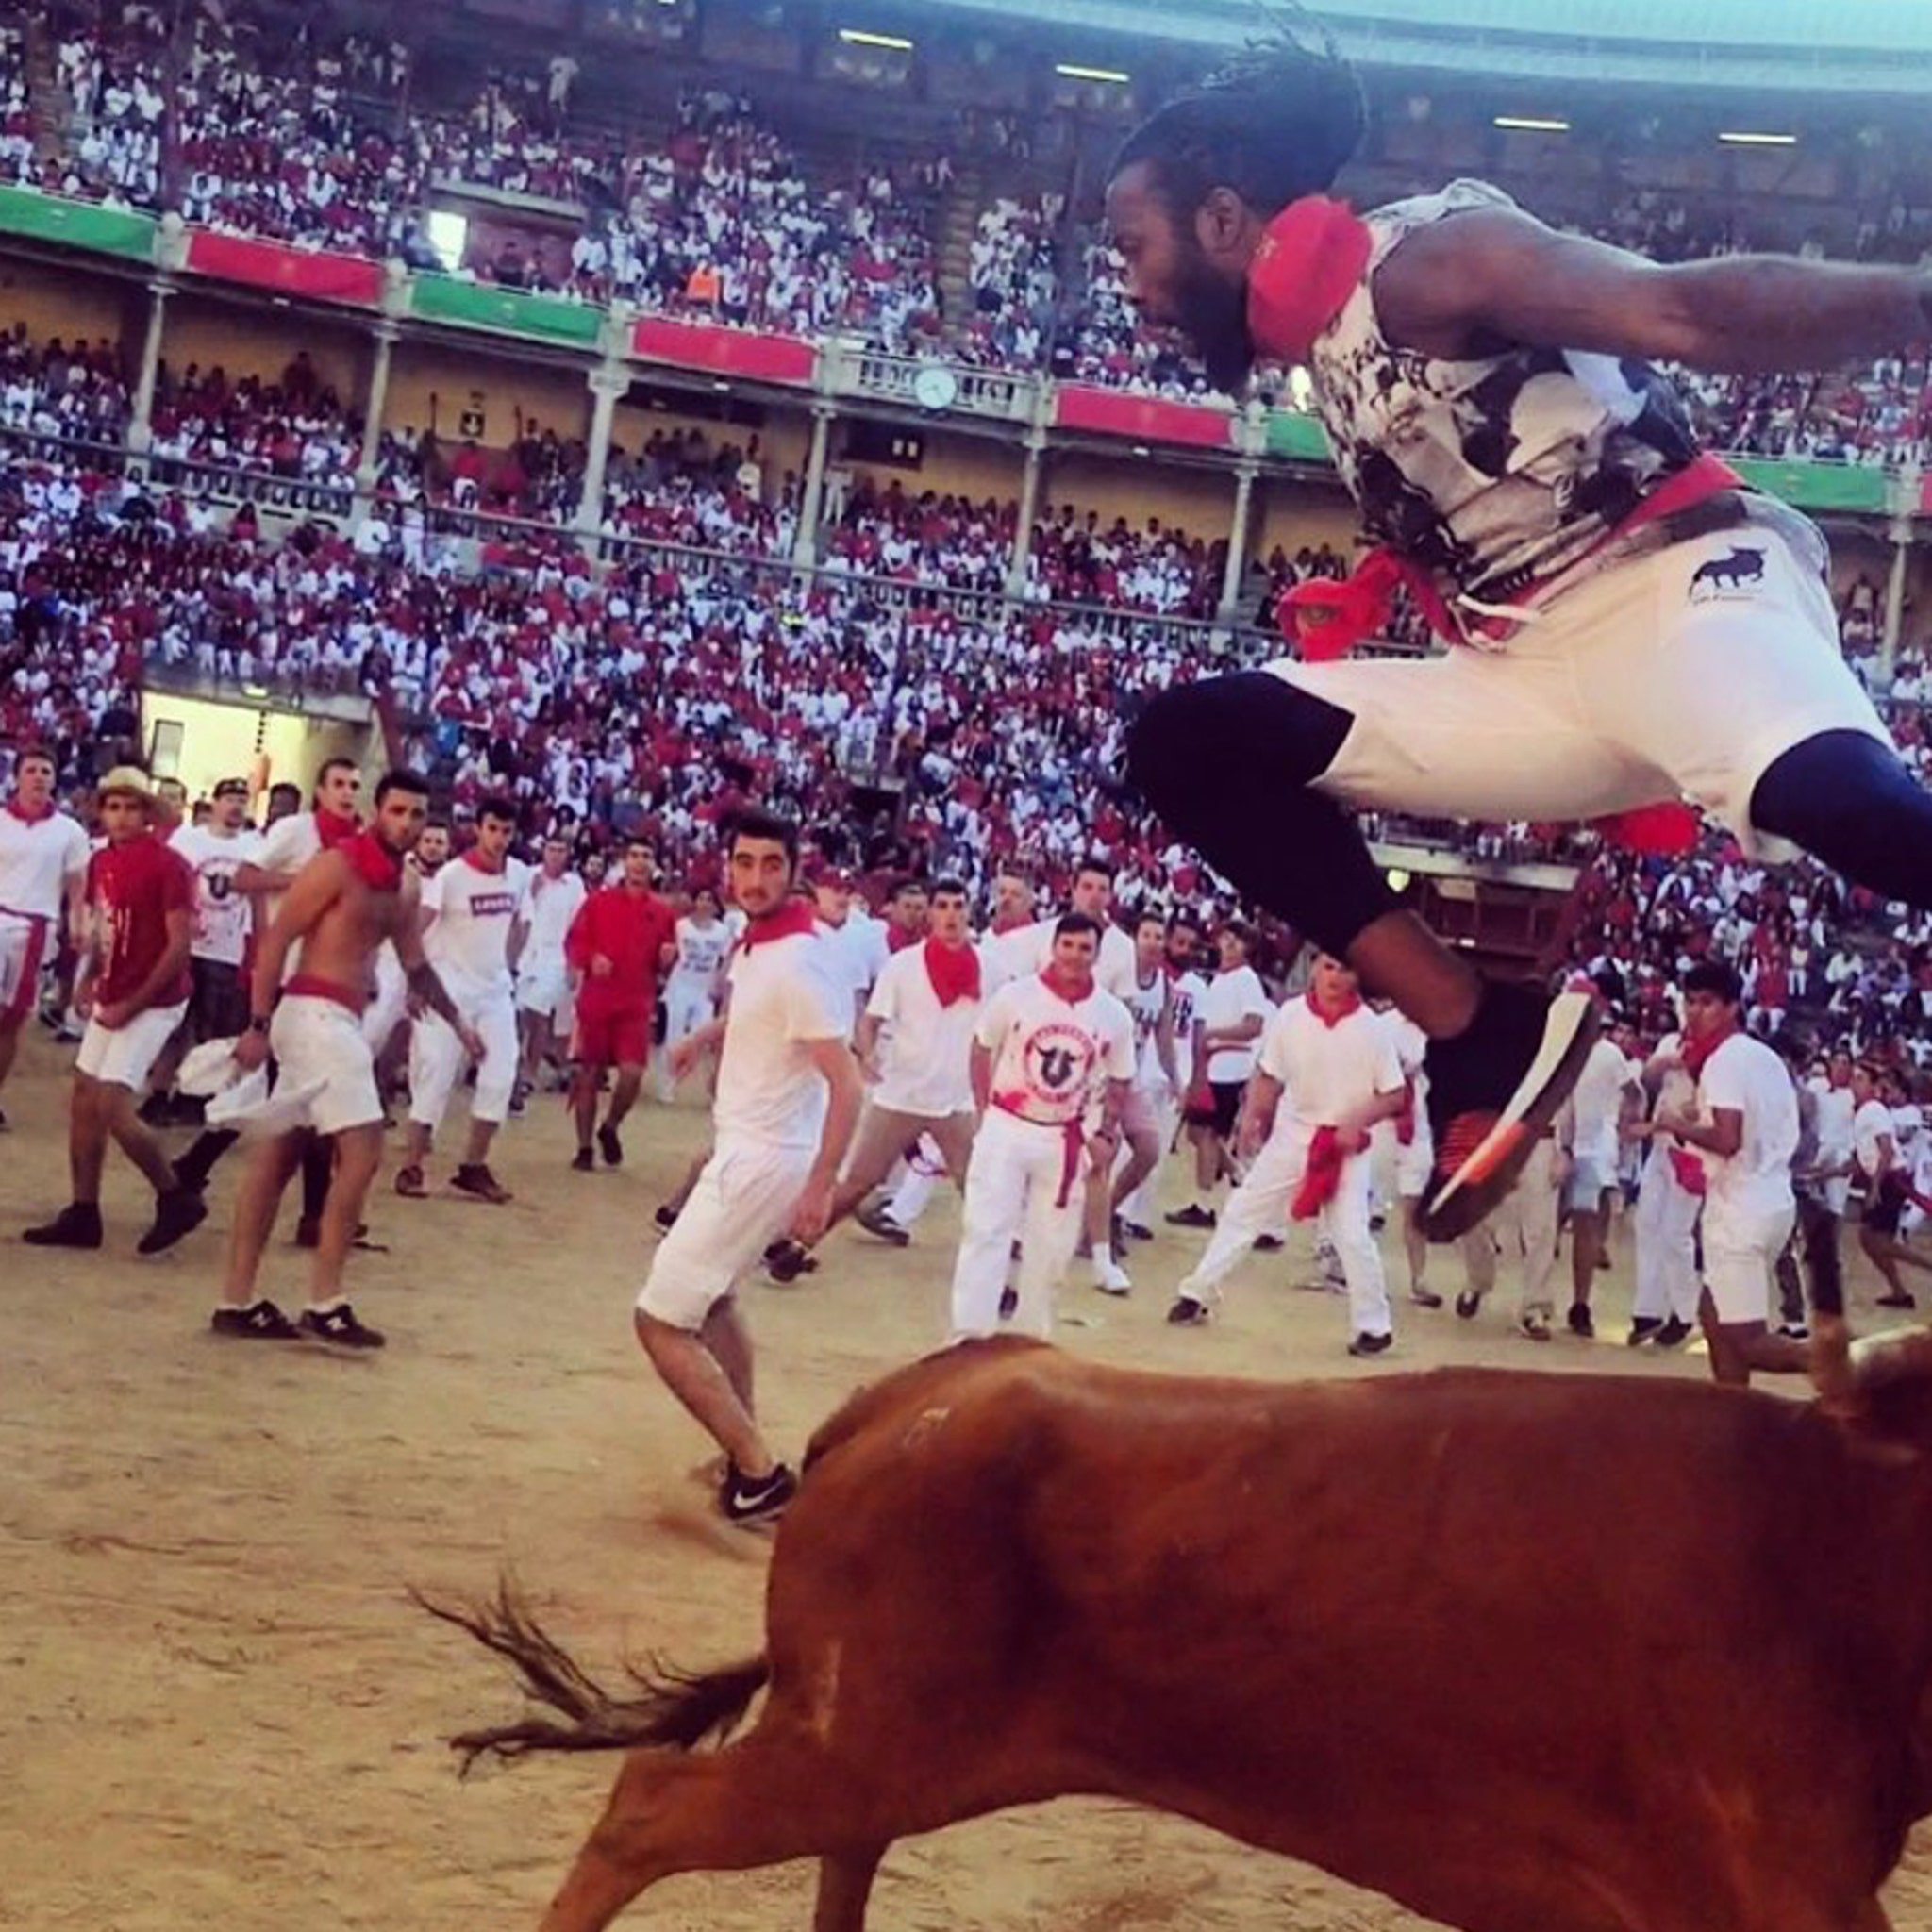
xmin=1091 ymin=1240 xmax=1113 ymax=1276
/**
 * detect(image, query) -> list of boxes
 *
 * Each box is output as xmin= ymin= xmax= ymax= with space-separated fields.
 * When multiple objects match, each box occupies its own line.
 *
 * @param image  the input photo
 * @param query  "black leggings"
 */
xmin=1128 ymin=679 xmax=1932 ymax=953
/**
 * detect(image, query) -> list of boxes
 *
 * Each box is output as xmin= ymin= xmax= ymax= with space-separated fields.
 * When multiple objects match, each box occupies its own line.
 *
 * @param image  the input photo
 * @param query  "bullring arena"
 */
xmin=6 ymin=1040 xmax=1932 ymax=1930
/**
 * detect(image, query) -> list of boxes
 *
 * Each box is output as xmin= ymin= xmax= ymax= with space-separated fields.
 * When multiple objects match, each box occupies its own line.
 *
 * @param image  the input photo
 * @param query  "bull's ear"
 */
xmin=1841 ymin=1328 xmax=1932 ymax=1453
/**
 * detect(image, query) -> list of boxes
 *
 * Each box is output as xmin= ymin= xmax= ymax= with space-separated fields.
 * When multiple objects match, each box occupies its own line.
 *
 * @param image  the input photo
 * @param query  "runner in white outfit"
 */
xmin=396 ymin=798 xmax=528 ymax=1202
xmin=1809 ymin=1052 xmax=1857 ymax=1221
xmin=1369 ymin=1003 xmax=1440 ymax=1308
xmin=1121 ymin=915 xmax=1208 ymax=1238
xmin=0 ymin=748 xmax=90 ymax=1121
xmin=1169 ymin=954 xmax=1405 ymax=1356
xmin=515 ymin=835 xmax=587 ymax=1101
xmin=1629 ymin=1029 xmax=1704 ymax=1346
xmin=657 ymin=888 xmax=732 ymax=1101
xmin=1636 ymin=962 xmax=1807 ymax=1389
xmin=949 ymin=914 xmax=1134 ymax=1341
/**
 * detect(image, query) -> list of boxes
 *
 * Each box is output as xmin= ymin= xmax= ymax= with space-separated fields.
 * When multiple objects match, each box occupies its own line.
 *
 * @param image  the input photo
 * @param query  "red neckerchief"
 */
xmin=314 ymin=807 xmax=360 ymax=850
xmin=739 ymin=900 xmax=818 ymax=953
xmin=1245 ymin=194 xmax=1374 ymax=365
xmin=341 ymin=829 xmax=405 ymax=892
xmin=1681 ymin=1018 xmax=1740 ymax=1081
xmin=1040 ymin=965 xmax=1093 ymax=1005
xmin=4 ymin=796 xmax=55 ymax=824
xmin=924 ymin=937 xmax=980 ymax=1008
xmin=1306 ymin=984 xmax=1362 ymax=1030
xmin=888 ymin=924 xmax=923 ymax=953
xmin=461 ymin=849 xmax=505 ymax=874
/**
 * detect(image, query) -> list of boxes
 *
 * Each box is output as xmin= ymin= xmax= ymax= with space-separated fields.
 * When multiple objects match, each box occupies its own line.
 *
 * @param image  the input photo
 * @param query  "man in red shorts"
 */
xmin=565 ymin=834 xmax=675 ymax=1172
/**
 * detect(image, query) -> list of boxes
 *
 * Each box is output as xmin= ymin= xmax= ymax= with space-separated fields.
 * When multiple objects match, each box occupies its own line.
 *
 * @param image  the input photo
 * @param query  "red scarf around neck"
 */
xmin=314 ymin=807 xmax=360 ymax=850
xmin=341 ymin=828 xmax=405 ymax=892
xmin=462 ymin=848 xmax=505 ymax=875
xmin=1306 ymin=983 xmax=1362 ymax=1030
xmin=924 ymin=937 xmax=980 ymax=1008
xmin=5 ymin=795 xmax=54 ymax=824
xmin=740 ymin=899 xmax=818 ymax=954
xmin=1041 ymin=965 xmax=1094 ymax=1006
xmin=1681 ymin=1020 xmax=1740 ymax=1081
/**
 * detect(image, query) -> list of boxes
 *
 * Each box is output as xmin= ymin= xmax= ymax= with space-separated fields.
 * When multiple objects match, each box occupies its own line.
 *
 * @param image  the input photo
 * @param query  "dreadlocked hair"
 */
xmin=1112 ymin=5 xmax=1365 ymax=218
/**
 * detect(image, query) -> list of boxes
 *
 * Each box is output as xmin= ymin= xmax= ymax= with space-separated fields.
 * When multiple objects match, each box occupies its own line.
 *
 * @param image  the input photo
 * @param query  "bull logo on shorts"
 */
xmin=1690 ymin=547 xmax=1766 ymax=601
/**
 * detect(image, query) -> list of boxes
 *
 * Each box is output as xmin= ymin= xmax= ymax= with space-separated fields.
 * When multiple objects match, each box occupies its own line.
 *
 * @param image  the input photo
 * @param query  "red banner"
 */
xmin=184 ymin=230 xmax=385 ymax=308
xmin=629 ymin=317 xmax=815 ymax=385
xmin=1054 ymin=385 xmax=1238 ymax=450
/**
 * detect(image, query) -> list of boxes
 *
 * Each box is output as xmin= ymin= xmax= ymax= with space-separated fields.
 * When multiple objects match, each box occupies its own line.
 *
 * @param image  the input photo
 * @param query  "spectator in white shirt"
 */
xmin=1168 ymin=922 xmax=1272 ymax=1231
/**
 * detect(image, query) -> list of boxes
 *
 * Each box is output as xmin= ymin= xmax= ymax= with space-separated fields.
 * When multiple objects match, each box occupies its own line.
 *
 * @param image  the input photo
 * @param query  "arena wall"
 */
xmin=383 ymin=343 xmax=591 ymax=446
xmin=142 ymin=690 xmax=373 ymax=804
xmin=0 ymin=259 xmax=140 ymax=361
xmin=1045 ymin=450 xmax=1239 ymax=541
xmin=159 ymin=295 xmax=369 ymax=403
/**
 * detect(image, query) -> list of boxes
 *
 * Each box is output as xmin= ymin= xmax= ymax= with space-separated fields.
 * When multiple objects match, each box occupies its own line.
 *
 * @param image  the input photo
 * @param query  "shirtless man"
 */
xmin=214 ymin=772 xmax=479 ymax=1348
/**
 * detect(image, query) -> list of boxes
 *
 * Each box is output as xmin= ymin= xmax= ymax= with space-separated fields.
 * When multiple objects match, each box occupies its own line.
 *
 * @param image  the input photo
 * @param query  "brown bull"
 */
xmin=425 ymin=1333 xmax=1932 ymax=1932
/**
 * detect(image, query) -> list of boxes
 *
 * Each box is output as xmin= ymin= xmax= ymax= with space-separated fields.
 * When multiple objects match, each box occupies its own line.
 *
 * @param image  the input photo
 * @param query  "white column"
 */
xmin=575 ymin=363 xmax=628 ymax=540
xmin=356 ymin=320 xmax=399 ymax=490
xmin=1217 ymin=458 xmax=1260 ymax=624
xmin=126 ymin=278 xmax=172 ymax=455
xmin=1004 ymin=425 xmax=1048 ymax=599
xmin=792 ymin=400 xmax=837 ymax=566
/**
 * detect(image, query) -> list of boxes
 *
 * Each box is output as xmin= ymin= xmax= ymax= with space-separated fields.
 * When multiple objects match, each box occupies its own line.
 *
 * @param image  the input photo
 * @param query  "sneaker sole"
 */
xmin=1421 ymin=992 xmax=1599 ymax=1243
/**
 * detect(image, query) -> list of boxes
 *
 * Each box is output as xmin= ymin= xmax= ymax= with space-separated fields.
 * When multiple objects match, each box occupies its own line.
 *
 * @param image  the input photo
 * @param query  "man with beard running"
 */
xmin=1112 ymin=22 xmax=1932 ymax=1241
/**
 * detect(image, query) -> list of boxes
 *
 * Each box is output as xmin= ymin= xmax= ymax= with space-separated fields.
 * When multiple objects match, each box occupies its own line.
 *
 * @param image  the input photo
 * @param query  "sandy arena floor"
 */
xmin=4 ymin=1029 xmax=1931 ymax=1931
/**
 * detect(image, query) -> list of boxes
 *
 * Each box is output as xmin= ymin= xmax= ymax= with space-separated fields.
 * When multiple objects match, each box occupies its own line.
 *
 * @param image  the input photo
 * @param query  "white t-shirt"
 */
xmin=1571 ymin=1036 xmax=1635 ymax=1170
xmin=168 ymin=823 xmax=260 ymax=965
xmin=980 ymin=915 xmax=1137 ymax=1003
xmin=1259 ymin=997 xmax=1404 ymax=1132
xmin=865 ymin=942 xmax=979 ymax=1117
xmin=671 ymin=915 xmax=732 ymax=985
xmin=524 ymin=868 xmax=587 ymax=961
xmin=1696 ymin=1032 xmax=1798 ymax=1226
xmin=1125 ymin=966 xmax=1172 ymax=1091
xmin=1168 ymin=967 xmax=1208 ymax=1092
xmin=252 ymin=810 xmax=325 ymax=976
xmin=977 ymin=973 xmax=1135 ymax=1127
xmin=0 ymin=804 xmax=90 ymax=922
xmin=816 ymin=917 xmax=881 ymax=1036
xmin=1198 ymin=964 xmax=1273 ymax=1084
xmin=715 ymin=928 xmax=849 ymax=1150
xmin=422 ymin=855 xmax=528 ymax=997
xmin=1854 ymin=1098 xmax=1896 ymax=1182
xmin=1813 ymin=1082 xmax=1857 ymax=1163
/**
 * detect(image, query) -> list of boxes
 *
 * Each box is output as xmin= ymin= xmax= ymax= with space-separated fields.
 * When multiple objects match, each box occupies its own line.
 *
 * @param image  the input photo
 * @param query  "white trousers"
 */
xmin=1179 ymin=1119 xmax=1391 ymax=1340
xmin=949 ymin=1109 xmax=1086 ymax=1341
xmin=408 ymin=986 xmax=520 ymax=1128
xmin=1461 ymin=1139 xmax=1561 ymax=1321
xmin=1633 ymin=1150 xmax=1703 ymax=1324
xmin=885 ymin=1133 xmax=947 ymax=1227
xmin=1121 ymin=1091 xmax=1181 ymax=1227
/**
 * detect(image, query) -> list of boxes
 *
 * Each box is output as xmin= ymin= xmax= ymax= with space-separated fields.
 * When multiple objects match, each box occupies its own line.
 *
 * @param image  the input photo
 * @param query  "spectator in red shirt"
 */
xmin=565 ymin=834 xmax=676 ymax=1170
xmin=25 ymin=767 xmax=206 ymax=1257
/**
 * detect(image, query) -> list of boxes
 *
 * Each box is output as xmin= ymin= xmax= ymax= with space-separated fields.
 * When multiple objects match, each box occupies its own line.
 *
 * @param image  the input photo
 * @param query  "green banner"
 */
xmin=408 ymin=274 xmax=603 ymax=346
xmin=0 ymin=185 xmax=156 ymax=261
xmin=1729 ymin=458 xmax=1890 ymax=516
xmin=1264 ymin=409 xmax=1332 ymax=463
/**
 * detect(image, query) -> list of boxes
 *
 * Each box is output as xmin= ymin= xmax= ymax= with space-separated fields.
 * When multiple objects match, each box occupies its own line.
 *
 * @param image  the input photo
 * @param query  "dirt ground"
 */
xmin=5 ymin=1029 xmax=1931 ymax=1932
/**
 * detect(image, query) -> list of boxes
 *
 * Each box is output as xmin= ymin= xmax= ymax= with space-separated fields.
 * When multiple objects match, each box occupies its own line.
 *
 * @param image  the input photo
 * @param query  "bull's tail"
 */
xmin=411 ymin=1578 xmax=769 ymax=1774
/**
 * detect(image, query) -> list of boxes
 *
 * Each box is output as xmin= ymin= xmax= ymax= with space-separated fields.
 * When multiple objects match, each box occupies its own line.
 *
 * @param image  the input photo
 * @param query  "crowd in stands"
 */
xmin=0 ymin=328 xmax=130 ymax=445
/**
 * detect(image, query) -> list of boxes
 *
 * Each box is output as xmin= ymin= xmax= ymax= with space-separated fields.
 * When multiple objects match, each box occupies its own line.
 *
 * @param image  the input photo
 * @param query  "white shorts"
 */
xmin=1274 ymin=519 xmax=1889 ymax=858
xmin=1703 ymin=1203 xmax=1797 ymax=1326
xmin=1567 ymin=1158 xmax=1615 ymax=1212
xmin=516 ymin=953 xmax=571 ymax=1022
xmin=408 ymin=986 xmax=521 ymax=1127
xmin=75 ymin=999 xmax=189 ymax=1091
xmin=635 ymin=1138 xmax=816 ymax=1330
xmin=270 ymin=993 xmax=383 ymax=1138
xmin=0 ymin=911 xmax=51 ymax=1022
xmin=1372 ymin=1117 xmax=1432 ymax=1200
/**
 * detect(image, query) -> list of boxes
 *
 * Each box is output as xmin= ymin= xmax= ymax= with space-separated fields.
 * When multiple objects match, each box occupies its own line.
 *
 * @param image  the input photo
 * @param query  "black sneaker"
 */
xmin=1567 ymin=1303 xmax=1596 ymax=1340
xmin=1410 ymin=1287 xmax=1445 ymax=1310
xmin=0 ymin=1105 xmax=8 ymax=1129
xmin=1454 ymin=1289 xmax=1482 ymax=1321
xmin=508 ymin=1084 xmax=528 ymax=1118
xmin=451 ymin=1163 xmax=513 ymax=1205
xmin=1120 ymin=1219 xmax=1154 ymax=1242
xmin=1626 ymin=1316 xmax=1663 ymax=1347
xmin=211 ymin=1298 xmax=301 ymax=1340
xmin=597 ymin=1123 xmax=624 ymax=1168
xmin=1420 ymin=985 xmax=1598 ymax=1242
xmin=720 ymin=1462 xmax=796 ymax=1526
xmin=24 ymin=1202 xmax=104 ymax=1248
xmin=1165 ymin=1204 xmax=1217 ymax=1229
xmin=1166 ymin=1294 xmax=1211 ymax=1326
xmin=855 ymin=1202 xmax=910 ymax=1247
xmin=765 ymin=1238 xmax=810 ymax=1284
xmin=1348 ymin=1330 xmax=1394 ymax=1357
xmin=1519 ymin=1313 xmax=1553 ymax=1343
xmin=653 ymin=1202 xmax=679 ymax=1232
xmin=1876 ymin=1291 xmax=1919 ymax=1310
xmin=1653 ymin=1315 xmax=1693 ymax=1349
xmin=1252 ymin=1232 xmax=1284 ymax=1253
xmin=572 ymin=1147 xmax=595 ymax=1173
xmin=137 ymin=1188 xmax=208 ymax=1256
xmin=1777 ymin=1321 xmax=1811 ymax=1342
xmin=138 ymin=1091 xmax=174 ymax=1126
xmin=298 ymin=1303 xmax=387 ymax=1349
xmin=997 ymin=1285 xmax=1019 ymax=1320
